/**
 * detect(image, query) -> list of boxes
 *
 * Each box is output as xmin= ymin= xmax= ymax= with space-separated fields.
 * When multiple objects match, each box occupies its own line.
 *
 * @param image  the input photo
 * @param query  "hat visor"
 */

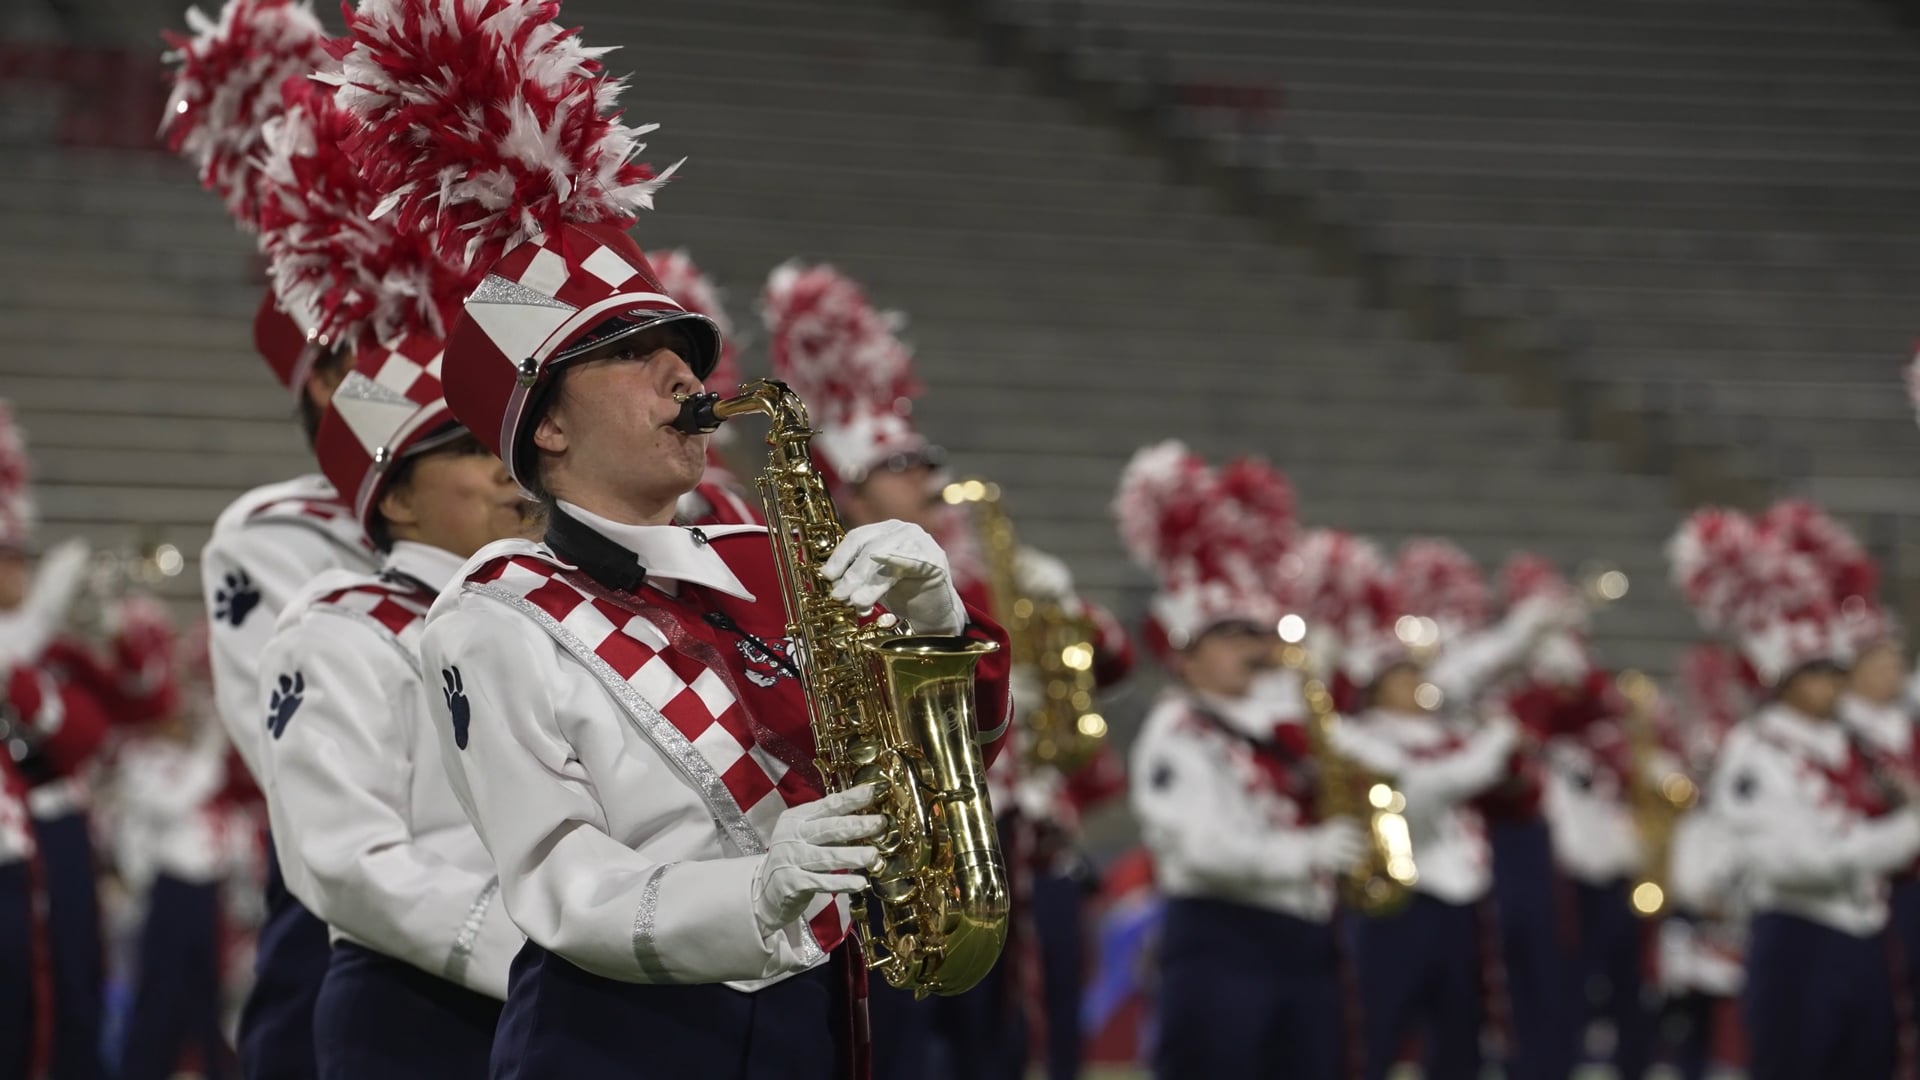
xmin=549 ymin=309 xmax=723 ymax=380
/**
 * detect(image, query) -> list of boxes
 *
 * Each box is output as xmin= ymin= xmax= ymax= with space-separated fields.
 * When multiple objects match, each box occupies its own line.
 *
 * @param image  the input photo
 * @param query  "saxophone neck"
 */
xmin=672 ymin=379 xmax=808 ymax=435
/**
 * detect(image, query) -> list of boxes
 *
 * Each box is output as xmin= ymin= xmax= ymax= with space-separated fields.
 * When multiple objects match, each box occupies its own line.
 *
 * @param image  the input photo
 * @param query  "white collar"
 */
xmin=557 ymin=500 xmax=764 ymax=601
xmin=385 ymin=541 xmax=469 ymax=593
xmin=1755 ymin=702 xmax=1850 ymax=767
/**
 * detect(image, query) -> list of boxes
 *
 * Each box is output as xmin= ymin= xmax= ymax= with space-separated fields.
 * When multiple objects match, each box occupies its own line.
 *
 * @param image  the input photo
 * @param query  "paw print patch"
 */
xmin=215 ymin=571 xmax=262 ymax=628
xmin=442 ymin=667 xmax=471 ymax=750
xmin=266 ymin=672 xmax=305 ymax=740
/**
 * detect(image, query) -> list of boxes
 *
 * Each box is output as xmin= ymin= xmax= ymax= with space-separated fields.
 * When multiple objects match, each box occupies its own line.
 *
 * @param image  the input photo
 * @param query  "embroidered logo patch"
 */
xmin=215 ymin=570 xmax=262 ymax=628
xmin=442 ymin=667 xmax=471 ymax=750
xmin=266 ymin=672 xmax=304 ymax=740
xmin=736 ymin=636 xmax=799 ymax=688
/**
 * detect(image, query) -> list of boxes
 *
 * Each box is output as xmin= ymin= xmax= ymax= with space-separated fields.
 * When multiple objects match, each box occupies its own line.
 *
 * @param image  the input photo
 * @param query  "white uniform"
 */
xmin=201 ymin=474 xmax=376 ymax=783
xmin=1542 ymin=730 xmax=1642 ymax=886
xmin=111 ymin=725 xmax=234 ymax=891
xmin=1130 ymin=690 xmax=1336 ymax=921
xmin=256 ymin=541 xmax=521 ymax=999
xmin=1707 ymin=704 xmax=1920 ymax=937
xmin=1333 ymin=708 xmax=1515 ymax=904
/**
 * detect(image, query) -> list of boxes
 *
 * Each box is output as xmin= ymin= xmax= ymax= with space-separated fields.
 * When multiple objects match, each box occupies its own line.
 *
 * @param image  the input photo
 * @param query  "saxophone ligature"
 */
xmin=940 ymin=477 xmax=1108 ymax=774
xmin=1618 ymin=669 xmax=1697 ymax=918
xmin=1277 ymin=623 xmax=1418 ymax=916
xmin=674 ymin=383 xmax=1009 ymax=997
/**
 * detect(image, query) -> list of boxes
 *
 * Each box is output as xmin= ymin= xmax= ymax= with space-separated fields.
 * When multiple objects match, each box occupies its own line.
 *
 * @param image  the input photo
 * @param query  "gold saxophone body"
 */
xmin=675 ymin=381 xmax=1009 ymax=997
xmin=940 ymin=478 xmax=1108 ymax=774
xmin=1619 ymin=670 xmax=1697 ymax=917
xmin=1278 ymin=641 xmax=1418 ymax=916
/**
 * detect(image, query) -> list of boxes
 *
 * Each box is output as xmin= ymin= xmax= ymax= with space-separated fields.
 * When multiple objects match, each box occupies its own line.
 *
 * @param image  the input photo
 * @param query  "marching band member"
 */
xmin=1119 ymin=442 xmax=1363 ymax=1080
xmin=1675 ymin=509 xmax=1920 ymax=1079
xmin=1293 ymin=530 xmax=1519 ymax=1080
xmin=161 ymin=4 xmax=369 ymax=1076
xmin=324 ymin=3 xmax=1012 ymax=1075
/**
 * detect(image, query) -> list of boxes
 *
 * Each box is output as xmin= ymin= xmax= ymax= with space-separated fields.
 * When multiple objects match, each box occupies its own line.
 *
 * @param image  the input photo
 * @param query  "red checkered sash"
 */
xmin=463 ymin=547 xmax=851 ymax=953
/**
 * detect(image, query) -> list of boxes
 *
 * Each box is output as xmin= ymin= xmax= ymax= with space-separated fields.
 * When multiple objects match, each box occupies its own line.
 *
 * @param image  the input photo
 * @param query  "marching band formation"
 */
xmin=0 ymin=0 xmax=1916 ymax=1079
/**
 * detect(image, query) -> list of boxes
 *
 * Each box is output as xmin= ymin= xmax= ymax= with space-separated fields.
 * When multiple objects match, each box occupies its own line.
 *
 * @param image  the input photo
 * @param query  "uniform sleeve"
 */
xmin=260 ymin=614 xmax=522 ymax=1000
xmin=1706 ymin=735 xmax=1860 ymax=891
xmin=423 ymin=594 xmax=811 ymax=986
xmin=1130 ymin=721 xmax=1321 ymax=887
xmin=1331 ymin=719 xmax=1517 ymax=816
xmin=202 ymin=523 xmax=348 ymax=785
xmin=1428 ymin=616 xmax=1538 ymax=708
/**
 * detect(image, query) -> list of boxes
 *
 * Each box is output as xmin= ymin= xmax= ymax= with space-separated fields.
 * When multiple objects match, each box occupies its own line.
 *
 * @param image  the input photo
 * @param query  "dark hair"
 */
xmin=366 ymin=432 xmax=490 ymax=552
xmin=297 ymin=345 xmax=354 ymax=448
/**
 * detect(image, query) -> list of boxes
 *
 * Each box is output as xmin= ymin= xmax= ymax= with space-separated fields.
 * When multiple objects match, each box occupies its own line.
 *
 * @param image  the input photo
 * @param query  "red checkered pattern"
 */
xmin=445 ymin=223 xmax=719 ymax=483
xmin=466 ymin=548 xmax=851 ymax=949
xmin=312 ymin=578 xmax=434 ymax=649
xmin=315 ymin=333 xmax=455 ymax=530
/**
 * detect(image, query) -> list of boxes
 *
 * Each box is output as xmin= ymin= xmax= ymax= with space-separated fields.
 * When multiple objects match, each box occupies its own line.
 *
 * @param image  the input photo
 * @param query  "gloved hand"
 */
xmin=1305 ymin=819 xmax=1370 ymax=874
xmin=1013 ymin=546 xmax=1076 ymax=606
xmin=752 ymin=783 xmax=886 ymax=938
xmin=822 ymin=521 xmax=967 ymax=635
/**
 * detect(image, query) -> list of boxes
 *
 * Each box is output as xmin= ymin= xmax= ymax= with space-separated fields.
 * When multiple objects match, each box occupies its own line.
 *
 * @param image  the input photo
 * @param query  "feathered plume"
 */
xmin=1757 ymin=499 xmax=1879 ymax=609
xmin=1280 ymin=529 xmax=1397 ymax=636
xmin=1393 ymin=538 xmax=1488 ymax=634
xmin=255 ymin=75 xmax=476 ymax=351
xmin=0 ymin=401 xmax=34 ymax=549
xmin=161 ymin=0 xmax=330 ymax=230
xmin=323 ymin=0 xmax=677 ymax=273
xmin=1112 ymin=440 xmax=1216 ymax=575
xmin=651 ymin=250 xmax=740 ymax=395
xmin=762 ymin=261 xmax=918 ymax=425
xmin=1212 ymin=456 xmax=1297 ymax=566
xmin=1666 ymin=508 xmax=1761 ymax=634
xmin=1499 ymin=551 xmax=1570 ymax=607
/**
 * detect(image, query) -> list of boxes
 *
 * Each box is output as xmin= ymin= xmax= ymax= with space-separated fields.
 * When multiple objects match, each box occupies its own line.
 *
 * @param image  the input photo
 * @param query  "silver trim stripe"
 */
xmin=631 ymin=863 xmax=674 ymax=980
xmin=443 ymin=877 xmax=500 ymax=985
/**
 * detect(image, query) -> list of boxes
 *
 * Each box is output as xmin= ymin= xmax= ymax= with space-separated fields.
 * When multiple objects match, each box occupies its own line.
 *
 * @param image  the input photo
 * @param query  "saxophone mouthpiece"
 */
xmin=671 ymin=392 xmax=724 ymax=435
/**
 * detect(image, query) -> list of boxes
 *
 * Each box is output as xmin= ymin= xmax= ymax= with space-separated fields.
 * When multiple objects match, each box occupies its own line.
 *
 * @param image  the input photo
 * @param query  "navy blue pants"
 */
xmin=1659 ymin=991 xmax=1721 ymax=1080
xmin=866 ymin=943 xmax=1024 ymax=1080
xmin=36 ymin=810 xmax=103 ymax=1080
xmin=1743 ymin=912 xmax=1896 ymax=1080
xmin=1569 ymin=879 xmax=1653 ymax=1079
xmin=864 ymin=978 xmax=933 ymax=1080
xmin=0 ymin=860 xmax=36 ymax=1080
xmin=1353 ymin=892 xmax=1482 ymax=1080
xmin=314 ymin=942 xmax=500 ymax=1079
xmin=236 ymin=834 xmax=329 ymax=1080
xmin=1891 ymin=877 xmax=1920 ymax=1020
xmin=119 ymin=874 xmax=229 ymax=1080
xmin=1032 ymin=867 xmax=1087 ymax=1080
xmin=1487 ymin=818 xmax=1572 ymax=1080
xmin=1156 ymin=897 xmax=1345 ymax=1080
xmin=491 ymin=941 xmax=846 ymax=1080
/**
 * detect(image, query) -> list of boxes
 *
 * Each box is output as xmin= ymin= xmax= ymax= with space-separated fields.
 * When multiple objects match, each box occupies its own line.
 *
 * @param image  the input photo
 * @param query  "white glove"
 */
xmin=1305 ymin=819 xmax=1370 ymax=874
xmin=1013 ymin=546 xmax=1075 ymax=605
xmin=822 ymin=521 xmax=967 ymax=635
xmin=751 ymin=783 xmax=886 ymax=938
xmin=1837 ymin=804 xmax=1920 ymax=878
xmin=1509 ymin=593 xmax=1585 ymax=640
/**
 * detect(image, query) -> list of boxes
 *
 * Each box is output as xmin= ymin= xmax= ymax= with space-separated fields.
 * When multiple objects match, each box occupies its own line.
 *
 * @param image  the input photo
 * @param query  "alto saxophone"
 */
xmin=674 ymin=382 xmax=1009 ymax=997
xmin=940 ymin=478 xmax=1108 ymax=774
xmin=1619 ymin=670 xmax=1697 ymax=917
xmin=1278 ymin=641 xmax=1418 ymax=916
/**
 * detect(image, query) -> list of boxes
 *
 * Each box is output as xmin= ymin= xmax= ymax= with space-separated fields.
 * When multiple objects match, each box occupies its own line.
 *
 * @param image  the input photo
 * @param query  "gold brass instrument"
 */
xmin=1619 ymin=670 xmax=1697 ymax=918
xmin=68 ymin=535 xmax=186 ymax=644
xmin=1278 ymin=636 xmax=1418 ymax=916
xmin=674 ymin=382 xmax=1008 ymax=997
xmin=940 ymin=478 xmax=1108 ymax=774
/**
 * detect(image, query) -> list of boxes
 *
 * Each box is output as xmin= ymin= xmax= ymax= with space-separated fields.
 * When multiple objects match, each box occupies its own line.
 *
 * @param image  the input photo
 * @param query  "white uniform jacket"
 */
xmin=1130 ymin=689 xmax=1337 ymax=922
xmin=420 ymin=507 xmax=1014 ymax=992
xmin=111 ymin=723 xmax=233 ymax=889
xmin=202 ymin=474 xmax=376 ymax=784
xmin=1542 ymin=726 xmax=1642 ymax=886
xmin=257 ymin=541 xmax=521 ymax=1000
xmin=1332 ymin=708 xmax=1515 ymax=905
xmin=1707 ymin=704 xmax=1920 ymax=937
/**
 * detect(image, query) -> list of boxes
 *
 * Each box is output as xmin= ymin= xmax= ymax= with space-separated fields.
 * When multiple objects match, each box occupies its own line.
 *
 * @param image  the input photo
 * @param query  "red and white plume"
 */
xmin=257 ymin=71 xmax=485 ymax=355
xmin=762 ymin=261 xmax=925 ymax=486
xmin=322 ymin=0 xmax=678 ymax=274
xmin=1278 ymin=529 xmax=1403 ymax=686
xmin=1393 ymin=538 xmax=1488 ymax=640
xmin=1758 ymin=498 xmax=1891 ymax=657
xmin=1212 ymin=456 xmax=1297 ymax=568
xmin=1668 ymin=508 xmax=1838 ymax=685
xmin=1499 ymin=551 xmax=1571 ymax=608
xmin=161 ymin=0 xmax=330 ymax=231
xmin=0 ymin=401 xmax=34 ymax=551
xmin=651 ymin=250 xmax=740 ymax=396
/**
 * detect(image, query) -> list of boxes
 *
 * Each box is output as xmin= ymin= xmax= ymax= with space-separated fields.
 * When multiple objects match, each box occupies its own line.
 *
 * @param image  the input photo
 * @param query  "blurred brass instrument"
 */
xmin=673 ymin=383 xmax=1008 ymax=997
xmin=1279 ymin=638 xmax=1418 ymax=916
xmin=941 ymin=478 xmax=1108 ymax=774
xmin=68 ymin=535 xmax=186 ymax=643
xmin=1619 ymin=670 xmax=1697 ymax=918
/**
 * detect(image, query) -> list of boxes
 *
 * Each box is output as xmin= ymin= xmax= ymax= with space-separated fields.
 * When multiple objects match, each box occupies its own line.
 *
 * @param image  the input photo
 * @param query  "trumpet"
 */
xmin=1619 ymin=670 xmax=1697 ymax=918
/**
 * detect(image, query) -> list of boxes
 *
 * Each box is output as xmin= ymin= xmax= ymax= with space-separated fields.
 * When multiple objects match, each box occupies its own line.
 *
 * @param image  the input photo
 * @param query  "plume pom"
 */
xmin=651 ymin=250 xmax=740 ymax=395
xmin=161 ymin=0 xmax=330 ymax=230
xmin=324 ymin=0 xmax=676 ymax=273
xmin=1667 ymin=509 xmax=1758 ymax=633
xmin=1212 ymin=456 xmax=1296 ymax=565
xmin=1112 ymin=441 xmax=1216 ymax=574
xmin=1393 ymin=539 xmax=1488 ymax=633
xmin=762 ymin=261 xmax=918 ymax=427
xmin=1281 ymin=529 xmax=1397 ymax=635
xmin=1758 ymin=499 xmax=1879 ymax=608
xmin=1500 ymin=551 xmax=1569 ymax=607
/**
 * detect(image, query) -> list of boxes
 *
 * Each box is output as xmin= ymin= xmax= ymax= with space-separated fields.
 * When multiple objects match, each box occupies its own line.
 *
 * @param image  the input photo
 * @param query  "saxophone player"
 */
xmin=1115 ymin=443 xmax=1366 ymax=1080
xmin=328 ymin=7 xmax=1012 ymax=1076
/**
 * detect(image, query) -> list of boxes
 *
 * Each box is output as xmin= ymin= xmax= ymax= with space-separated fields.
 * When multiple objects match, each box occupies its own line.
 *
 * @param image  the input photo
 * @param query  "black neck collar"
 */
xmin=544 ymin=507 xmax=648 ymax=594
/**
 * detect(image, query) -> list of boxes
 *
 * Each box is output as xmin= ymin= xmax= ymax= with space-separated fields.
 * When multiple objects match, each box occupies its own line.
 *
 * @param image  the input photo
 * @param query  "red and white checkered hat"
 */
xmin=313 ymin=333 xmax=457 ymax=531
xmin=1669 ymin=508 xmax=1840 ymax=687
xmin=1757 ymin=498 xmax=1893 ymax=661
xmin=324 ymin=0 xmax=717 ymax=485
xmin=0 ymin=401 xmax=35 ymax=552
xmin=761 ymin=261 xmax=930 ymax=491
xmin=1393 ymin=538 xmax=1488 ymax=643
